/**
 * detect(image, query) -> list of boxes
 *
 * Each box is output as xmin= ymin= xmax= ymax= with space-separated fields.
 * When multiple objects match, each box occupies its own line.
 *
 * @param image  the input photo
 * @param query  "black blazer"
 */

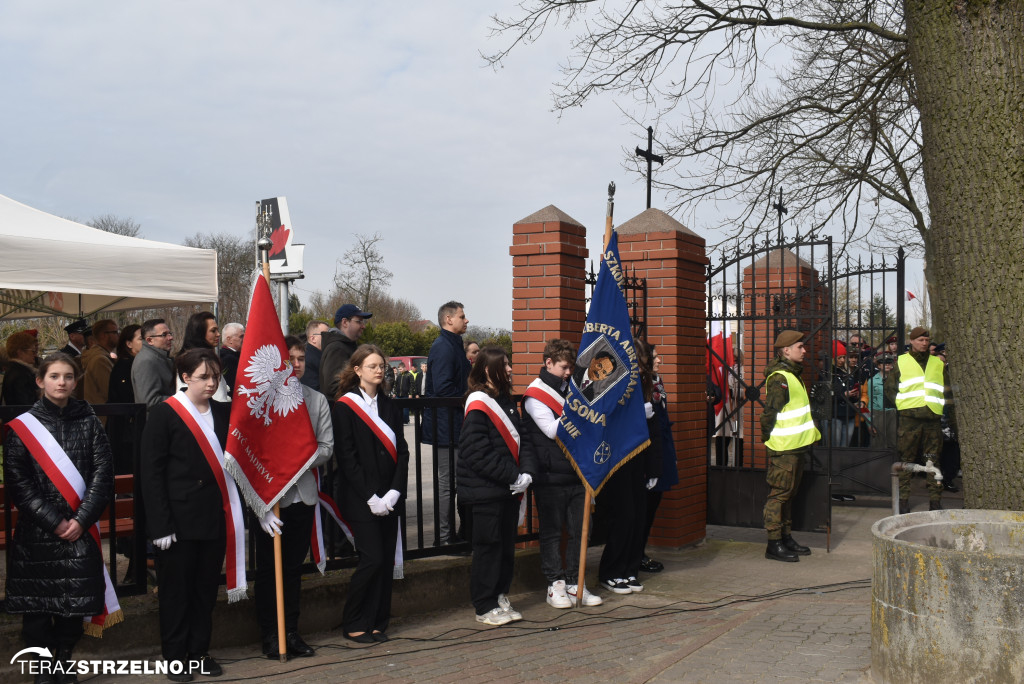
xmin=332 ymin=394 xmax=409 ymax=523
xmin=140 ymin=398 xmax=230 ymax=541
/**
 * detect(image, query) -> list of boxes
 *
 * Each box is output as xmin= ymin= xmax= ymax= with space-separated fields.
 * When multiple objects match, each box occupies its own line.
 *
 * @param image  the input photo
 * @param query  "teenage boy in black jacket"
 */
xmin=521 ymin=339 xmax=603 ymax=608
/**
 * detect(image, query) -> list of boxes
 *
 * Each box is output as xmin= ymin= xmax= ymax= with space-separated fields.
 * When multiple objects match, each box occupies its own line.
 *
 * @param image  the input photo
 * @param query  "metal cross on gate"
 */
xmin=635 ymin=126 xmax=664 ymax=210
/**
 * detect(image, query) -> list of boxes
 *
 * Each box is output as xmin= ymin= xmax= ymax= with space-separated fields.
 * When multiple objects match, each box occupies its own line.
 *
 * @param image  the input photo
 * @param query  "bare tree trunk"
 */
xmin=905 ymin=0 xmax=1024 ymax=509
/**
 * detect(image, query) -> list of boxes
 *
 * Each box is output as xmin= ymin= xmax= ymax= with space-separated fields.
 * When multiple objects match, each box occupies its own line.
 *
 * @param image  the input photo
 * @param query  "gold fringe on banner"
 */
xmin=83 ymin=608 xmax=124 ymax=638
xmin=556 ymin=437 xmax=651 ymax=499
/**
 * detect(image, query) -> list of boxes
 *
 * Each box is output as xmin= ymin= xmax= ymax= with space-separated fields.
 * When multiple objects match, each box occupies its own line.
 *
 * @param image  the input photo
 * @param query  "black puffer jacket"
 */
xmin=3 ymin=397 xmax=113 ymax=616
xmin=458 ymin=394 xmax=536 ymax=504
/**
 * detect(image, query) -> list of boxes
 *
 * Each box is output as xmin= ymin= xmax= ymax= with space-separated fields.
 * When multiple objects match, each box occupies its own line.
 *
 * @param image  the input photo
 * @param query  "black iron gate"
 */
xmin=826 ymin=248 xmax=906 ymax=497
xmin=705 ymin=234 xmax=834 ymax=538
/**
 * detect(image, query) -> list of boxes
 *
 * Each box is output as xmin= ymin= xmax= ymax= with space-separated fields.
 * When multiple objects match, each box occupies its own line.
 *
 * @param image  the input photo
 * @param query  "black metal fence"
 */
xmin=1 ymin=397 xmax=538 ymax=601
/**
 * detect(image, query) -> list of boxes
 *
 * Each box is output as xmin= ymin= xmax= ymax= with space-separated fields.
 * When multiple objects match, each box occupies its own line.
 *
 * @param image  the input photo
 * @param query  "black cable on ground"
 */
xmin=112 ymin=577 xmax=870 ymax=683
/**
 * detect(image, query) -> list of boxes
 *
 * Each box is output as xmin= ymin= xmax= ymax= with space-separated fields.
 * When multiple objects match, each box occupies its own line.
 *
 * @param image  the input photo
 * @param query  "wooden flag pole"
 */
xmin=574 ymin=182 xmax=616 ymax=607
xmin=272 ymin=503 xmax=286 ymax=662
xmin=257 ymin=227 xmax=288 ymax=663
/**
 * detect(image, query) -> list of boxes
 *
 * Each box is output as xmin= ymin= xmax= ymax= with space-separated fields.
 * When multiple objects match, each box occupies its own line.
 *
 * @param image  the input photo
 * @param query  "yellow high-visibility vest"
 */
xmin=895 ymin=354 xmax=945 ymax=415
xmin=764 ymin=370 xmax=821 ymax=450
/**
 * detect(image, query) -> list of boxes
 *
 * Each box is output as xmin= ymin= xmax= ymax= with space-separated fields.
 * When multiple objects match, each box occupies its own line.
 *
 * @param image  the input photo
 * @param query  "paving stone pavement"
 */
xmin=80 ymin=503 xmax=894 ymax=683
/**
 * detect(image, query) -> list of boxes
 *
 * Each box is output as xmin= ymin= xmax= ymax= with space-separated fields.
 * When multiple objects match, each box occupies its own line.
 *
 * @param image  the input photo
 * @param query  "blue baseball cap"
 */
xmin=334 ymin=304 xmax=373 ymax=326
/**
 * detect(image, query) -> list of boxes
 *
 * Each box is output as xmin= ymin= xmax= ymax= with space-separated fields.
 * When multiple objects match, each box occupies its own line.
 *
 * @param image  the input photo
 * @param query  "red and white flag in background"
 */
xmin=906 ymin=290 xmax=917 ymax=301
xmin=707 ymin=319 xmax=734 ymax=420
xmin=225 ymin=274 xmax=319 ymax=516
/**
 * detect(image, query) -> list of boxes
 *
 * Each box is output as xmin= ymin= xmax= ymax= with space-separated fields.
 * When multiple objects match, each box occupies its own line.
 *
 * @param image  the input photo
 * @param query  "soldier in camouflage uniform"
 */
xmin=761 ymin=330 xmax=821 ymax=562
xmin=884 ymin=327 xmax=953 ymax=513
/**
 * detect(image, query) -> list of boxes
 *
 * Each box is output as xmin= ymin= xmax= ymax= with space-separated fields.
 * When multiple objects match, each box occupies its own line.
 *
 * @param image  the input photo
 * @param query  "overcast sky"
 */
xmin=0 ymin=1 xmax=926 ymax=330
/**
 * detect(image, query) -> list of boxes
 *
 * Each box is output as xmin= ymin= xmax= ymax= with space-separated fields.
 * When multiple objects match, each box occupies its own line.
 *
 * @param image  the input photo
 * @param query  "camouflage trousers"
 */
xmin=897 ymin=414 xmax=944 ymax=501
xmin=763 ymin=450 xmax=806 ymax=541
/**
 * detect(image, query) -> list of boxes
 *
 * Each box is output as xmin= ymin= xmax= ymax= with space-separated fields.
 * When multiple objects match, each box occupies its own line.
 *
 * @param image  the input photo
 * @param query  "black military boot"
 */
xmin=782 ymin=535 xmax=811 ymax=555
xmin=929 ymin=499 xmax=943 ymax=511
xmin=898 ymin=499 xmax=910 ymax=514
xmin=765 ymin=540 xmax=799 ymax=562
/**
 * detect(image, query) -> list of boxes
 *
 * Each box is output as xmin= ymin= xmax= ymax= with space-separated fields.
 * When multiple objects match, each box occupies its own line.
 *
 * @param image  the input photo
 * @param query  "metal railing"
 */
xmin=2 ymin=396 xmax=538 ymax=600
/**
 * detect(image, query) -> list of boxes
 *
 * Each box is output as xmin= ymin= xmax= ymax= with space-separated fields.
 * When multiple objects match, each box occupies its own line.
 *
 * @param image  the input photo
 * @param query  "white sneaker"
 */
xmin=476 ymin=607 xmax=512 ymax=626
xmin=497 ymin=594 xmax=522 ymax=621
xmin=546 ymin=580 xmax=573 ymax=609
xmin=567 ymin=584 xmax=604 ymax=606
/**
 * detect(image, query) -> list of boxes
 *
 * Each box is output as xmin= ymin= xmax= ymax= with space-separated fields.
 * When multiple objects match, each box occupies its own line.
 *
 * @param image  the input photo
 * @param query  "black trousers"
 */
xmin=253 ymin=503 xmax=315 ymax=639
xmin=22 ymin=613 xmax=84 ymax=650
xmin=598 ymin=459 xmax=646 ymax=582
xmin=641 ymin=489 xmax=663 ymax=555
xmin=469 ymin=498 xmax=518 ymax=615
xmin=342 ymin=513 xmax=399 ymax=634
xmin=156 ymin=537 xmax=224 ymax=661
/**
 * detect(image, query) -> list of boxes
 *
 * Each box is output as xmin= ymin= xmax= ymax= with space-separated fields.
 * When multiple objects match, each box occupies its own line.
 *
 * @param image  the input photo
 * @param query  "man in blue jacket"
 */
xmin=423 ymin=301 xmax=471 ymax=546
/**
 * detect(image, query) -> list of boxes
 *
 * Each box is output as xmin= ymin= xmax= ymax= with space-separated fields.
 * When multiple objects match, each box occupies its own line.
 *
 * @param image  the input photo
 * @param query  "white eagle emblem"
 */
xmin=238 ymin=344 xmax=304 ymax=425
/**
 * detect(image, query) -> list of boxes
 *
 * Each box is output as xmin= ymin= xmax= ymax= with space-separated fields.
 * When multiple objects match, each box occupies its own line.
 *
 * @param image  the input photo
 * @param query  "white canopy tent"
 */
xmin=0 ymin=194 xmax=218 ymax=320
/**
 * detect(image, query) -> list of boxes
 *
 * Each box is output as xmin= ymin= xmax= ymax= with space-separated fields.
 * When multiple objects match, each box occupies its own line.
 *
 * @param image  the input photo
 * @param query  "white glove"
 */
xmin=510 ymin=473 xmax=533 ymax=495
xmin=260 ymin=510 xmax=283 ymax=537
xmin=646 ymin=478 xmax=658 ymax=490
xmin=153 ymin=533 xmax=177 ymax=550
xmin=382 ymin=489 xmax=401 ymax=511
xmin=368 ymin=495 xmax=390 ymax=517
xmin=644 ymin=402 xmax=654 ymax=419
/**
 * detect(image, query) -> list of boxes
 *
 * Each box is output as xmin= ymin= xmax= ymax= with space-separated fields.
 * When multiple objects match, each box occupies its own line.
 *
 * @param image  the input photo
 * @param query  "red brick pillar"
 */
xmin=509 ymin=205 xmax=589 ymax=390
xmin=510 ymin=205 xmax=589 ymax=547
xmin=617 ymin=208 xmax=708 ymax=548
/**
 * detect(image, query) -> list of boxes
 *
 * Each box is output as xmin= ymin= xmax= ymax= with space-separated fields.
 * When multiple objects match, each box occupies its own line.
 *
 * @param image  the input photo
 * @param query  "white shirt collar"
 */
xmin=359 ymin=387 xmax=379 ymax=416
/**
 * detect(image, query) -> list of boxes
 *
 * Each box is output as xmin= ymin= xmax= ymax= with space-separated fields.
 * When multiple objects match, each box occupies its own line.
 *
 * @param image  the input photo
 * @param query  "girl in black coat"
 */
xmin=4 ymin=353 xmax=115 ymax=676
xmin=598 ymin=339 xmax=662 ymax=595
xmin=333 ymin=344 xmax=409 ymax=643
xmin=458 ymin=346 xmax=535 ymax=626
xmin=140 ymin=348 xmax=234 ymax=680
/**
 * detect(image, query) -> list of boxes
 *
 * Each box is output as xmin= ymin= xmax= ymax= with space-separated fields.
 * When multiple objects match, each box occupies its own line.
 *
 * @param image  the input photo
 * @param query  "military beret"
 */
xmin=774 ymin=330 xmax=804 ymax=349
xmin=64 ymin=319 xmax=89 ymax=335
xmin=909 ymin=326 xmax=929 ymax=340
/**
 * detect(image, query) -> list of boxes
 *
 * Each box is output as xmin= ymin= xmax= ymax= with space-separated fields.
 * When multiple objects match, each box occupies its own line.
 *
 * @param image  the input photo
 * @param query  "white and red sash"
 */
xmin=465 ymin=391 xmax=526 ymax=525
xmin=310 ymin=468 xmax=355 ymax=574
xmin=524 ymin=378 xmax=565 ymax=416
xmin=465 ymin=391 xmax=520 ymax=463
xmin=337 ymin=391 xmax=404 ymax=579
xmin=339 ymin=392 xmax=397 ymax=462
xmin=165 ymin=395 xmax=247 ymax=603
xmin=7 ymin=413 xmax=124 ymax=637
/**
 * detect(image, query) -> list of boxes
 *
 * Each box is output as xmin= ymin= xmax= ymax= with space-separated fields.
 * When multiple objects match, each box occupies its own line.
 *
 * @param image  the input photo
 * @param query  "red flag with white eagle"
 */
xmin=224 ymin=274 xmax=319 ymax=516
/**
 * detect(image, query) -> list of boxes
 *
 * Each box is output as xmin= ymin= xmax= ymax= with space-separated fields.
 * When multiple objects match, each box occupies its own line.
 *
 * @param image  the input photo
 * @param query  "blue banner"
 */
xmin=556 ymin=231 xmax=650 ymax=496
